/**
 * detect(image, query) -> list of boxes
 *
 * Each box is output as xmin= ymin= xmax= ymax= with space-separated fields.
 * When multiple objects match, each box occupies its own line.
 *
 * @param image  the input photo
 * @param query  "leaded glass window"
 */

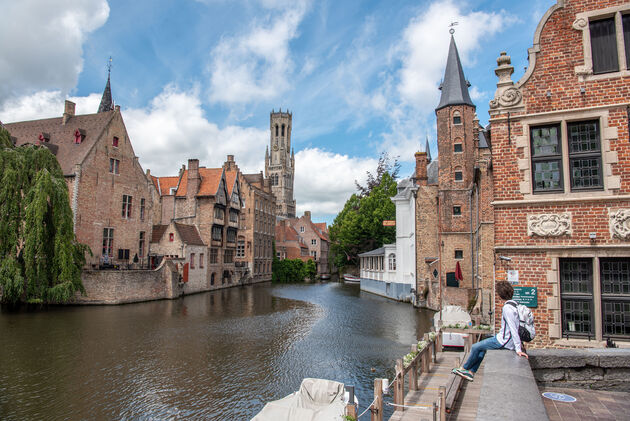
xmin=568 ymin=120 xmax=602 ymax=190
xmin=560 ymin=258 xmax=594 ymax=336
xmin=600 ymin=258 xmax=630 ymax=338
xmin=531 ymin=124 xmax=563 ymax=192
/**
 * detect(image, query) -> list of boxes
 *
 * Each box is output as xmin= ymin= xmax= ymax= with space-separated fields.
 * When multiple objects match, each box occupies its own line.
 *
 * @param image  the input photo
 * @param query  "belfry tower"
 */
xmin=265 ymin=109 xmax=296 ymax=219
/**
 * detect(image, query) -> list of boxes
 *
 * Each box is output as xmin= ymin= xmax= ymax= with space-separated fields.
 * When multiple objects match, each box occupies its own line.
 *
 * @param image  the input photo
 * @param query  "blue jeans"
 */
xmin=462 ymin=336 xmax=503 ymax=373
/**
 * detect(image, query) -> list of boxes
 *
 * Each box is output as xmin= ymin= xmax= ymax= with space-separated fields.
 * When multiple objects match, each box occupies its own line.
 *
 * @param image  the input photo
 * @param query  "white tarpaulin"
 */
xmin=251 ymin=378 xmax=347 ymax=421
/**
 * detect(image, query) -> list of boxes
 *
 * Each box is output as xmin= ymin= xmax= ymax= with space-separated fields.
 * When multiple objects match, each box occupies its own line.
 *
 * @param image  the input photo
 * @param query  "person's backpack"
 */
xmin=506 ymin=301 xmax=536 ymax=342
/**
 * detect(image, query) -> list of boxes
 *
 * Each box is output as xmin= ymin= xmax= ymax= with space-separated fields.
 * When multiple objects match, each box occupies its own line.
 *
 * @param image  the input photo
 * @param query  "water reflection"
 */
xmin=0 ymin=282 xmax=433 ymax=420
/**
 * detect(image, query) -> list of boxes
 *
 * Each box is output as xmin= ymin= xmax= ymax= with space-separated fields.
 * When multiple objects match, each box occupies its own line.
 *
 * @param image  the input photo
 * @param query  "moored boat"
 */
xmin=343 ymin=274 xmax=360 ymax=284
xmin=251 ymin=378 xmax=358 ymax=421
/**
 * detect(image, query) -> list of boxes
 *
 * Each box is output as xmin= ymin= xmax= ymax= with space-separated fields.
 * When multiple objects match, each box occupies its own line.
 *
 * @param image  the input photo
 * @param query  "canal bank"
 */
xmin=0 ymin=282 xmax=433 ymax=420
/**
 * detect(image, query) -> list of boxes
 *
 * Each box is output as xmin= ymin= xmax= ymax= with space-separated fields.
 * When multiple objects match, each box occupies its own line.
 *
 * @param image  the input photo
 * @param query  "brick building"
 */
xmin=150 ymin=222 xmax=207 ymax=293
xmin=5 ymin=88 xmax=155 ymax=269
xmin=224 ymin=157 xmax=276 ymax=284
xmin=151 ymin=158 xmax=243 ymax=288
xmin=489 ymin=0 xmax=630 ymax=347
xmin=414 ymin=36 xmax=495 ymax=319
xmin=275 ymin=220 xmax=310 ymax=261
xmin=288 ymin=211 xmax=330 ymax=275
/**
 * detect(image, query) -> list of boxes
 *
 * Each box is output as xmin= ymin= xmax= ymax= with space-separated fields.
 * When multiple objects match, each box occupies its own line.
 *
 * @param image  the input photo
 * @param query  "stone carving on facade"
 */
xmin=489 ymin=52 xmax=523 ymax=110
xmin=528 ymin=213 xmax=572 ymax=237
xmin=572 ymin=17 xmax=588 ymax=30
xmin=609 ymin=209 xmax=630 ymax=239
xmin=489 ymin=87 xmax=523 ymax=109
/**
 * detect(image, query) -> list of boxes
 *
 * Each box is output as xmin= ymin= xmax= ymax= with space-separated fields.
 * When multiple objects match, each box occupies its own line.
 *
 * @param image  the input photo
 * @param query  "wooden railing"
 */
xmin=366 ymin=326 xmax=489 ymax=421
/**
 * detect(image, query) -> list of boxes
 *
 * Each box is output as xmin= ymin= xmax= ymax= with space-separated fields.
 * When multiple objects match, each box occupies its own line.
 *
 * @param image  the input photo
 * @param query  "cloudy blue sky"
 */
xmin=0 ymin=0 xmax=554 ymax=224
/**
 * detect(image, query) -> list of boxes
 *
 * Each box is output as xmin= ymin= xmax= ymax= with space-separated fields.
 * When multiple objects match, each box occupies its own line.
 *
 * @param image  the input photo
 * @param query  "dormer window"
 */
xmin=112 ymin=136 xmax=119 ymax=147
xmin=38 ymin=132 xmax=50 ymax=143
xmin=74 ymin=129 xmax=86 ymax=144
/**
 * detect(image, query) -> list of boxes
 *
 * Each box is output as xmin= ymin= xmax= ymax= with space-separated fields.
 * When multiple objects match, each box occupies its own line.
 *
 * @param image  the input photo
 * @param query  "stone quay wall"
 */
xmin=528 ymin=348 xmax=630 ymax=392
xmin=75 ymin=260 xmax=182 ymax=304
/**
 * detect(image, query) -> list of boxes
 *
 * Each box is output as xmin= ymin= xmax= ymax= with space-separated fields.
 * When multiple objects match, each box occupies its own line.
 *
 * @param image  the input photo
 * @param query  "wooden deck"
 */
xmin=388 ymin=351 xmax=464 ymax=421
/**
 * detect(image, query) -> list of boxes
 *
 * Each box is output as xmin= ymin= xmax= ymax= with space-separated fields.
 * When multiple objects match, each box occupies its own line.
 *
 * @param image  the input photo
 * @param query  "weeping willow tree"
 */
xmin=0 ymin=126 xmax=89 ymax=304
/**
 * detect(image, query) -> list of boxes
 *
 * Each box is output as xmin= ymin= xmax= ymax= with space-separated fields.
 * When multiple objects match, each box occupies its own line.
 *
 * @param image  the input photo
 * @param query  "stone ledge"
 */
xmin=477 ymin=350 xmax=549 ymax=420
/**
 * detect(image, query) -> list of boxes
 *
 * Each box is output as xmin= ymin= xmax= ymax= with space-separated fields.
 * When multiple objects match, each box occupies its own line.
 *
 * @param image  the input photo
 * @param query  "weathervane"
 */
xmin=449 ymin=21 xmax=458 ymax=35
xmin=107 ymin=56 xmax=112 ymax=75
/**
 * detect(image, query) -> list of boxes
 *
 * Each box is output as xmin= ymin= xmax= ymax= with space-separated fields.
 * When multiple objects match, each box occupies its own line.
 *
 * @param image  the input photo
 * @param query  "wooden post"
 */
xmin=410 ymin=344 xmax=418 ymax=391
xmin=346 ymin=403 xmax=357 ymax=419
xmin=372 ymin=378 xmax=383 ymax=421
xmin=437 ymin=330 xmax=443 ymax=352
xmin=423 ymin=333 xmax=431 ymax=372
xmin=394 ymin=359 xmax=404 ymax=411
xmin=465 ymin=327 xmax=473 ymax=353
xmin=439 ymin=386 xmax=446 ymax=421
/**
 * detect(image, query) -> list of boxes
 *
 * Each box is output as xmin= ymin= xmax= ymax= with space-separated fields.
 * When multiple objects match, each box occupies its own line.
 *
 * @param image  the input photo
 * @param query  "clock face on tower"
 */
xmin=273 ymin=144 xmax=279 ymax=151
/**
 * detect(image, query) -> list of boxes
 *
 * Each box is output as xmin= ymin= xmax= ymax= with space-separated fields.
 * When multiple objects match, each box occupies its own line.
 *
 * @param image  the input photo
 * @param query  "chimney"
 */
xmin=187 ymin=159 xmax=200 ymax=197
xmin=115 ymin=105 xmax=120 ymax=112
xmin=146 ymin=169 xmax=151 ymax=177
xmin=304 ymin=210 xmax=311 ymax=220
xmin=62 ymin=100 xmax=75 ymax=125
xmin=415 ymin=152 xmax=428 ymax=186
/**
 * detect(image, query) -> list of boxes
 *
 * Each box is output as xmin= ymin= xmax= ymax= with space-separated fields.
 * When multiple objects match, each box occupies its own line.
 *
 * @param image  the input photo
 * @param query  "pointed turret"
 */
xmin=425 ymin=136 xmax=432 ymax=162
xmin=436 ymin=36 xmax=474 ymax=111
xmin=98 ymin=73 xmax=114 ymax=113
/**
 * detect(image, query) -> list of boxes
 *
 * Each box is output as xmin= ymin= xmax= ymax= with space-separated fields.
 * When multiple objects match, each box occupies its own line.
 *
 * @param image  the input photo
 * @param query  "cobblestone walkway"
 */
xmin=541 ymin=387 xmax=630 ymax=421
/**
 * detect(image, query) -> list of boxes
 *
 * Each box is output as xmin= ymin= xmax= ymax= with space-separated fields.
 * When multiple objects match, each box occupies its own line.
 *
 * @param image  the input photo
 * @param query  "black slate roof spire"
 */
xmin=98 ymin=58 xmax=114 ymax=113
xmin=425 ymin=136 xmax=432 ymax=162
xmin=436 ymin=35 xmax=474 ymax=111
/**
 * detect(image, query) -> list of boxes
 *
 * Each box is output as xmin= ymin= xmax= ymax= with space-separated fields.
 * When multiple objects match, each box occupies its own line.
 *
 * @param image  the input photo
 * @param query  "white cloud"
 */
xmin=0 ymin=91 xmax=102 ymax=123
xmin=0 ymin=0 xmax=109 ymax=103
xmin=396 ymin=0 xmax=507 ymax=110
xmin=124 ymin=86 xmax=268 ymax=176
xmin=207 ymin=0 xmax=310 ymax=104
xmin=294 ymin=148 xmax=377 ymax=215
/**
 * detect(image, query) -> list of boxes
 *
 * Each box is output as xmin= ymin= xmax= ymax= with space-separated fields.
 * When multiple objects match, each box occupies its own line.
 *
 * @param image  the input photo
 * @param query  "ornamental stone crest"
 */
xmin=609 ymin=209 xmax=630 ymax=239
xmin=489 ymin=87 xmax=523 ymax=109
xmin=572 ymin=18 xmax=588 ymax=30
xmin=528 ymin=213 xmax=572 ymax=237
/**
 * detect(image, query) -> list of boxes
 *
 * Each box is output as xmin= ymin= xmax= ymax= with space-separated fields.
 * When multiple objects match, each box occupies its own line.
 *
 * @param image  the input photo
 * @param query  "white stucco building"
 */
xmin=359 ymin=177 xmax=417 ymax=301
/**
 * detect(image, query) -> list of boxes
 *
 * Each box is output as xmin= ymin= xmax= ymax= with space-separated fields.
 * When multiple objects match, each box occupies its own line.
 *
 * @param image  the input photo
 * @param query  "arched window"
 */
xmin=454 ymin=137 xmax=463 ymax=153
xmin=281 ymin=124 xmax=285 ymax=136
xmin=275 ymin=125 xmax=279 ymax=136
xmin=453 ymin=111 xmax=462 ymax=125
xmin=388 ymin=254 xmax=396 ymax=271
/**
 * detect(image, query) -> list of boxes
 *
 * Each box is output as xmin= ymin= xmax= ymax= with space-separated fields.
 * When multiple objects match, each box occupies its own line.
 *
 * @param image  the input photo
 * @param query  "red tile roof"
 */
xmin=152 ymin=176 xmax=180 ymax=196
xmin=224 ymin=169 xmax=238 ymax=196
xmin=175 ymin=168 xmax=224 ymax=197
xmin=5 ymin=111 xmax=117 ymax=176
xmin=150 ymin=223 xmax=205 ymax=246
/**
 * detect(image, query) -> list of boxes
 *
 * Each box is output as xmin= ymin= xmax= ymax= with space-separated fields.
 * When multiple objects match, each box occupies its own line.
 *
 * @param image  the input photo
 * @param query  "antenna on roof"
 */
xmin=449 ymin=21 xmax=458 ymax=35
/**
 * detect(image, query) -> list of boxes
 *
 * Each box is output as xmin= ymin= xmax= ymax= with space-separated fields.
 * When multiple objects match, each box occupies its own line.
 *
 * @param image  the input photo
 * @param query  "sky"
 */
xmin=0 ymin=0 xmax=555 ymax=224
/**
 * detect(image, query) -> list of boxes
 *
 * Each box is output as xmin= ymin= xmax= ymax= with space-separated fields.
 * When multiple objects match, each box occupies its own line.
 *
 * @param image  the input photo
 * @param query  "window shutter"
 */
xmin=590 ymin=18 xmax=619 ymax=74
xmin=623 ymin=14 xmax=630 ymax=69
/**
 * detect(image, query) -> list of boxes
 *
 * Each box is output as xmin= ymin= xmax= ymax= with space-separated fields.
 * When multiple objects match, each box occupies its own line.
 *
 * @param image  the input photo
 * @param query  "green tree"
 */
xmin=305 ymin=259 xmax=317 ymax=280
xmin=0 ymin=126 xmax=89 ymax=304
xmin=272 ymin=258 xmax=307 ymax=283
xmin=330 ymin=164 xmax=397 ymax=270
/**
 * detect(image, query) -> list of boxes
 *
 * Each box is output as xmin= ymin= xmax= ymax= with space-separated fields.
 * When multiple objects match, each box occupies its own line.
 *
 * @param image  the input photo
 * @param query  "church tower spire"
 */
xmin=98 ymin=57 xmax=114 ymax=113
xmin=436 ymin=36 xmax=473 ymax=111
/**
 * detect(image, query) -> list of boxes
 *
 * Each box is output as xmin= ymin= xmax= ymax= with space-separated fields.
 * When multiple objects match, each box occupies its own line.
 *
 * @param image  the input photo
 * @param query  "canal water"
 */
xmin=0 ymin=282 xmax=433 ymax=420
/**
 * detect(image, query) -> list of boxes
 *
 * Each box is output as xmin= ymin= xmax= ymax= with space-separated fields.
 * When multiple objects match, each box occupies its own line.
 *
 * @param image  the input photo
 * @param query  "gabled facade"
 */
xmin=288 ymin=211 xmax=330 ymax=275
xmin=224 ymin=156 xmax=276 ymax=284
xmin=5 ymin=100 xmax=155 ymax=269
xmin=490 ymin=0 xmax=630 ymax=346
xmin=152 ymin=158 xmax=243 ymax=289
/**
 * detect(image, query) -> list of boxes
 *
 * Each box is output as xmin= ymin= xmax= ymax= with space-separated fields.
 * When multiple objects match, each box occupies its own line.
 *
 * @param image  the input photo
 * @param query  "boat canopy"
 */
xmin=251 ymin=378 xmax=347 ymax=421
